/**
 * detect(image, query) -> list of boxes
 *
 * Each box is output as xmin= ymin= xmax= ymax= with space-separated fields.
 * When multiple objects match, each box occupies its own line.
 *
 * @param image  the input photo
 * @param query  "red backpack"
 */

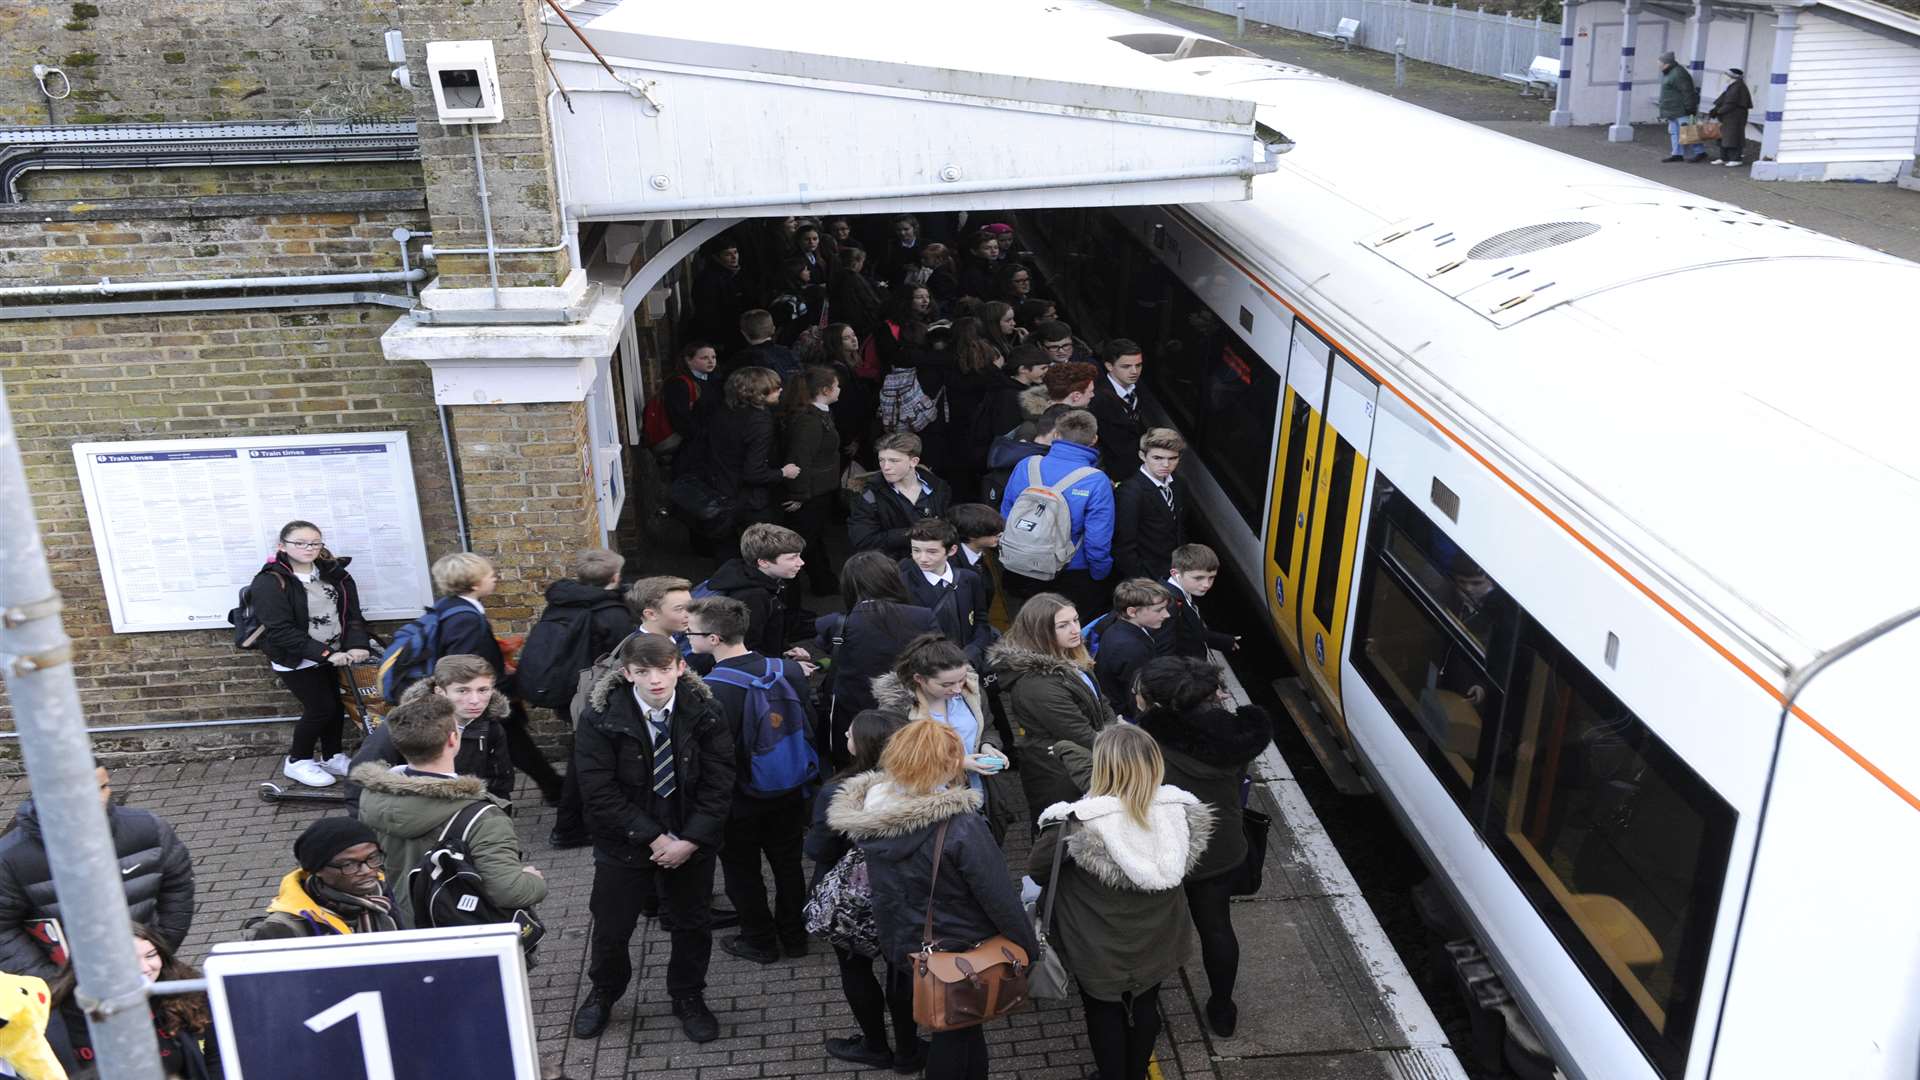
xmin=642 ymin=374 xmax=697 ymax=447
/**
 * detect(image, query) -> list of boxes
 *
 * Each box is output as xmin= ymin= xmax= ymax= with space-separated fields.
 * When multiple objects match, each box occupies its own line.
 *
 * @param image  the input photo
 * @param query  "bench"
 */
xmin=1313 ymin=17 xmax=1361 ymax=50
xmin=1500 ymin=55 xmax=1561 ymax=97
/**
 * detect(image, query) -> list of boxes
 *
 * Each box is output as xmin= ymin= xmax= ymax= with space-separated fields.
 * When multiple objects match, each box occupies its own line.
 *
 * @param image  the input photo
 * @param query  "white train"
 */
xmin=1025 ymin=7 xmax=1920 ymax=1080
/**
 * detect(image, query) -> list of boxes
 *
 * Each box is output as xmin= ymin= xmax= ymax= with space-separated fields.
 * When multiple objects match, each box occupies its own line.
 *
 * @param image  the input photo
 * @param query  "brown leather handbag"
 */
xmin=909 ymin=819 xmax=1032 ymax=1031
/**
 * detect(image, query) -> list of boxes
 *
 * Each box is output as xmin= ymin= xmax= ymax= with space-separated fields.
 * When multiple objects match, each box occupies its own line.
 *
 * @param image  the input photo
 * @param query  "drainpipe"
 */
xmin=0 ymin=378 xmax=165 ymax=1080
xmin=0 ymin=268 xmax=427 ymax=300
xmin=468 ymin=125 xmax=502 ymax=309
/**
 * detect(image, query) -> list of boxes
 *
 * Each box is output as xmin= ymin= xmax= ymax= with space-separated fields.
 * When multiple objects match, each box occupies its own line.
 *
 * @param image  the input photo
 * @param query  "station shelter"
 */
xmin=1548 ymin=0 xmax=1920 ymax=182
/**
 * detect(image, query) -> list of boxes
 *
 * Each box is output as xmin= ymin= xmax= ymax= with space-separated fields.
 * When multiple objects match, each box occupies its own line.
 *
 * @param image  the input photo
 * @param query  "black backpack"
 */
xmin=404 ymin=800 xmax=545 ymax=957
xmin=226 ymin=576 xmax=283 ymax=650
xmin=514 ymin=603 xmax=600 ymax=709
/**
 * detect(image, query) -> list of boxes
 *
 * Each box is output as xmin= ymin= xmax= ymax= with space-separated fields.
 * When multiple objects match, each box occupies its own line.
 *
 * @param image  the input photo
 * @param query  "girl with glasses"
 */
xmin=251 ymin=519 xmax=371 ymax=788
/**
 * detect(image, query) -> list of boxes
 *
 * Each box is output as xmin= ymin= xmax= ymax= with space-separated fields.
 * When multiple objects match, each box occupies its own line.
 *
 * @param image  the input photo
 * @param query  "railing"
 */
xmin=1176 ymin=0 xmax=1563 ymax=83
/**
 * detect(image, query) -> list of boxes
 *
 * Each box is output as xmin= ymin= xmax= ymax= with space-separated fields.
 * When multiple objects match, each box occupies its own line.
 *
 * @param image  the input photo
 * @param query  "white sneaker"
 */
xmin=319 ymin=753 xmax=353 ymax=778
xmin=1723 ymin=160 xmax=1744 ymax=167
xmin=283 ymin=757 xmax=336 ymax=788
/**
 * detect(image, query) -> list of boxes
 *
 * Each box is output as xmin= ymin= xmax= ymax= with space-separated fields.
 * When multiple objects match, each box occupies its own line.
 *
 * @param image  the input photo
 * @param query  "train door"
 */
xmin=1263 ymin=320 xmax=1328 ymax=668
xmin=1295 ymin=350 xmax=1380 ymax=720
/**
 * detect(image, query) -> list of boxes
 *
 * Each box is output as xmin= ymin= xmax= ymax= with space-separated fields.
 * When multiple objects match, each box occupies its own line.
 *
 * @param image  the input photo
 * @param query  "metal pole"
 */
xmin=1610 ymin=0 xmax=1641 ymax=142
xmin=1236 ymin=2 xmax=1247 ymax=37
xmin=468 ymin=124 xmax=503 ymax=310
xmin=1551 ymin=0 xmax=1579 ymax=126
xmin=0 ymin=378 xmax=163 ymax=1080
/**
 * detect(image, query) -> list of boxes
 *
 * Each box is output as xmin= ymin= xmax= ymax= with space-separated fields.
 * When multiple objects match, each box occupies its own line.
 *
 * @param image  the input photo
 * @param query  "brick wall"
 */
xmin=0 ymin=305 xmax=460 ymax=761
xmin=392 ymin=0 xmax=570 ymax=289
xmin=0 ymin=0 xmax=409 ymax=127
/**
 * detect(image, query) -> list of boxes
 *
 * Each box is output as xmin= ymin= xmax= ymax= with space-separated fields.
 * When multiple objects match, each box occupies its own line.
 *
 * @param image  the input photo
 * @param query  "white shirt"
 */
xmin=463 ymin=596 xmax=486 ymax=616
xmin=921 ymin=565 xmax=956 ymax=589
xmin=814 ymin=401 xmax=831 ymax=412
xmin=632 ymin=688 xmax=678 ymax=727
xmin=959 ymin=545 xmax=986 ymax=569
xmin=1139 ymin=467 xmax=1174 ymax=491
xmin=1107 ymin=374 xmax=1138 ymax=403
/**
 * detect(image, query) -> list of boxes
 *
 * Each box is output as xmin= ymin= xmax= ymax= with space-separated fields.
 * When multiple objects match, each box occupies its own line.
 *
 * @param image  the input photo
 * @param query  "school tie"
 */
xmin=649 ymin=708 xmax=676 ymax=800
xmin=1159 ymin=483 xmax=1174 ymax=511
xmin=1121 ymin=390 xmax=1138 ymax=418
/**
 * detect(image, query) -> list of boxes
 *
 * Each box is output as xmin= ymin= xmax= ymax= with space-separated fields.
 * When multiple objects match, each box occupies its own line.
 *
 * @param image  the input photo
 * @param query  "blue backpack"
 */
xmin=703 ymin=658 xmax=820 ymax=798
xmin=377 ymin=599 xmax=456 ymax=704
xmin=1082 ymin=613 xmax=1111 ymax=658
xmin=690 ymin=579 xmax=717 ymax=600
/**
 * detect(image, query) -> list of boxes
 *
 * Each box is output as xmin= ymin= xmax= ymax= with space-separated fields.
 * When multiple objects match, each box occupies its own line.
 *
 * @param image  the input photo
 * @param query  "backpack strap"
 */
xmin=439 ymin=798 xmax=496 ymax=845
xmin=1025 ymin=456 xmax=1045 ymax=490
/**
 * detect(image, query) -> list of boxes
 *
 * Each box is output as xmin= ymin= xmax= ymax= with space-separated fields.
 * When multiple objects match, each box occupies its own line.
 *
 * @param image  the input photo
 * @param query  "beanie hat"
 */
xmin=295 ymin=817 xmax=379 ymax=873
xmin=1728 ymin=67 xmax=1744 ymax=77
xmin=1658 ymin=50 xmax=1677 ymax=64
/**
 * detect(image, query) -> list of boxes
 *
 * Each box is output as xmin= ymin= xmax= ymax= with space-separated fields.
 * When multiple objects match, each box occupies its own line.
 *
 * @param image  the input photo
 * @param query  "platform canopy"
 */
xmin=544 ymin=0 xmax=1287 ymax=222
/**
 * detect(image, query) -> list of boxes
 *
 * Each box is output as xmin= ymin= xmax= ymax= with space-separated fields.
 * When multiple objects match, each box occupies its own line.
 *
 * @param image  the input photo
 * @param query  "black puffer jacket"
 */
xmin=342 ymin=680 xmax=517 ymax=814
xmin=0 ymin=801 xmax=195 ymax=981
xmin=827 ymin=771 xmax=1035 ymax=971
xmin=1136 ymin=701 xmax=1271 ymax=881
xmin=538 ymin=579 xmax=637 ymax=666
xmin=574 ymin=667 xmax=736 ymax=863
xmin=848 ymin=467 xmax=952 ymax=559
xmin=249 ymin=553 xmax=371 ymax=669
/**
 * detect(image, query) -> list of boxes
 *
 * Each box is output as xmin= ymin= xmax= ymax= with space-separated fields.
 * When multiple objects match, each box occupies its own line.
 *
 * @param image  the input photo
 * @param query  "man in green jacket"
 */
xmin=1657 ymin=51 xmax=1708 ymax=163
xmin=353 ymin=693 xmax=547 ymax=929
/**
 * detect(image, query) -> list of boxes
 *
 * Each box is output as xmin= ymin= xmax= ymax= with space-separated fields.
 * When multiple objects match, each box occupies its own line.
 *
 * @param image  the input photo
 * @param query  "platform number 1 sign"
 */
xmin=204 ymin=925 xmax=538 ymax=1080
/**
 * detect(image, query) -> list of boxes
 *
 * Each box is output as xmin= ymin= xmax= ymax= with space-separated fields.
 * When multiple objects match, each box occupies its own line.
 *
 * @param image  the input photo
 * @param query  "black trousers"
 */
xmin=926 ymin=1024 xmax=988 ymax=1080
xmin=1185 ymin=870 xmax=1241 ymax=1004
xmin=279 ymin=665 xmax=344 ymax=761
xmin=587 ymin=850 xmax=715 ymax=999
xmin=834 ymin=946 xmax=919 ymax=1056
xmin=719 ymin=794 xmax=809 ymax=949
xmin=786 ymin=492 xmax=840 ymax=595
xmin=504 ymin=699 xmax=562 ymax=797
xmin=1081 ymin=985 xmax=1162 ymax=1080
xmin=552 ymin=707 xmax=589 ymax=840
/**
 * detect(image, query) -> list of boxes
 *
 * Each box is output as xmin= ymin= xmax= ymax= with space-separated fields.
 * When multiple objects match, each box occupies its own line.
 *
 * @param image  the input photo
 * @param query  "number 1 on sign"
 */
xmin=304 ymin=991 xmax=396 ymax=1080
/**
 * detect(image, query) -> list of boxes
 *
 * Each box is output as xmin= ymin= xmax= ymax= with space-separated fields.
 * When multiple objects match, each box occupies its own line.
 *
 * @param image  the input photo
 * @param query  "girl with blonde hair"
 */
xmin=1030 ymin=724 xmax=1213 ymax=1080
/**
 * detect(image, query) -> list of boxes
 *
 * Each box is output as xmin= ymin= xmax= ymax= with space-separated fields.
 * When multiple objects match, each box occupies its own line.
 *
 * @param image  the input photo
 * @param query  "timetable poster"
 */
xmin=73 ymin=433 xmax=434 ymax=633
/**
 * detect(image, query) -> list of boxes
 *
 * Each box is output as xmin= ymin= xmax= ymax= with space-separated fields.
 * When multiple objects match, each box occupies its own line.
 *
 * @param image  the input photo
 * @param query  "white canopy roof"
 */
xmin=544 ymin=0 xmax=1284 ymax=222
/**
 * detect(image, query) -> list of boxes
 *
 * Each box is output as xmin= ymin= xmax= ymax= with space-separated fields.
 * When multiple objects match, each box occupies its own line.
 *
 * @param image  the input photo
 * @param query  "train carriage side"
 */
xmin=1048 ymin=196 xmax=1776 ymax=1080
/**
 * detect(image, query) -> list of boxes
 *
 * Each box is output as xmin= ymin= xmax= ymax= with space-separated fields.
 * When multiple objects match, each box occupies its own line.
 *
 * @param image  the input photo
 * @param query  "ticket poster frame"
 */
xmin=71 ymin=431 xmax=434 ymax=633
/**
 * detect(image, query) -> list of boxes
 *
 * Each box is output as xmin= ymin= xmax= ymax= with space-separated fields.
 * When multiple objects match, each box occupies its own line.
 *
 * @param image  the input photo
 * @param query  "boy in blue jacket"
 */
xmin=997 ymin=408 xmax=1114 ymax=621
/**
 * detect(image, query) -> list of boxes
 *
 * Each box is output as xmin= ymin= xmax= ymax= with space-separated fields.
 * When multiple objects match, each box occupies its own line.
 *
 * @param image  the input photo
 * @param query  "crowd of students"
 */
xmin=0 ymin=212 xmax=1279 ymax=1080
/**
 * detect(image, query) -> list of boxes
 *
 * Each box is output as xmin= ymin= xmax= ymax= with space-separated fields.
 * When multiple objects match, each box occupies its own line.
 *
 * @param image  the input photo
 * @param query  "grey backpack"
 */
xmin=998 ymin=458 xmax=1100 ymax=580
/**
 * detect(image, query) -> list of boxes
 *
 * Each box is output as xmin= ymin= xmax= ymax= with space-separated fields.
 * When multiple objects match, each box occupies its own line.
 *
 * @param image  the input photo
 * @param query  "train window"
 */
xmin=1351 ymin=480 xmax=1514 ymax=803
xmin=1311 ymin=434 xmax=1357 ymax=626
xmin=1487 ymin=633 xmax=1733 ymax=1080
xmin=1204 ymin=338 xmax=1282 ymax=531
xmin=1272 ymin=390 xmax=1313 ymax=567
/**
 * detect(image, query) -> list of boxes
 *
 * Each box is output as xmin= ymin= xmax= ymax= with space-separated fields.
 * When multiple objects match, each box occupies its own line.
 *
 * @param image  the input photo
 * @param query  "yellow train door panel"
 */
xmin=1296 ymin=354 xmax=1380 ymax=724
xmin=1264 ymin=320 xmax=1329 ymax=667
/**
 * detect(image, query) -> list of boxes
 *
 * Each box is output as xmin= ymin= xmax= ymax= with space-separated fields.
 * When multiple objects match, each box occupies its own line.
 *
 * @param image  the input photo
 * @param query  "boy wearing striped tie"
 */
xmin=572 ymin=633 xmax=735 ymax=1045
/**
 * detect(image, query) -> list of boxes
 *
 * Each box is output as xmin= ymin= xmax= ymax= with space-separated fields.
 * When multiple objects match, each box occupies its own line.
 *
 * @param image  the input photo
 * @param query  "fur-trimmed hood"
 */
xmin=398 ymin=676 xmax=509 ymax=722
xmin=987 ymin=641 xmax=1087 ymax=681
xmin=586 ymin=664 xmax=713 ymax=715
xmin=827 ymin=770 xmax=982 ymax=855
xmin=1017 ymin=383 xmax=1052 ymax=421
xmin=350 ymin=762 xmax=488 ymax=802
xmin=868 ymin=671 xmax=986 ymax=747
xmin=1137 ymin=702 xmax=1271 ymax=771
xmin=1037 ymin=786 xmax=1214 ymax=891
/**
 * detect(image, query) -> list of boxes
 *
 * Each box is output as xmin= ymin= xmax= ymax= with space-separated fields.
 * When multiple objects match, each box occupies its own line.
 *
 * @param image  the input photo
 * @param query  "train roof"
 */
xmin=1149 ymin=51 xmax=1920 ymax=671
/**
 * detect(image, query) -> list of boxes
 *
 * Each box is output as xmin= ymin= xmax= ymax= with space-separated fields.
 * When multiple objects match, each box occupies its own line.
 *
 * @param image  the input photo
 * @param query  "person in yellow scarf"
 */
xmin=245 ymin=818 xmax=397 ymax=939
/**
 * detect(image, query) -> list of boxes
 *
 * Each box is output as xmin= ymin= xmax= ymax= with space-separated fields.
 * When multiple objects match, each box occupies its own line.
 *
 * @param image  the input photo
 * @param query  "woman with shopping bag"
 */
xmin=1028 ymin=725 xmax=1215 ymax=1080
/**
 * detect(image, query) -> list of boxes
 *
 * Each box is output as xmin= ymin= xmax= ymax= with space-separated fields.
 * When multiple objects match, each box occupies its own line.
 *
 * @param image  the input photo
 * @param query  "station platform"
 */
xmin=15 ymin=659 xmax=1468 ymax=1080
xmin=1106 ymin=0 xmax=1920 ymax=264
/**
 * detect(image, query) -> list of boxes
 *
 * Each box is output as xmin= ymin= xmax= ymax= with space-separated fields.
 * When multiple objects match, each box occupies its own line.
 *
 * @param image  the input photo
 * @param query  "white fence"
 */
xmin=1174 ymin=0 xmax=1563 ymax=83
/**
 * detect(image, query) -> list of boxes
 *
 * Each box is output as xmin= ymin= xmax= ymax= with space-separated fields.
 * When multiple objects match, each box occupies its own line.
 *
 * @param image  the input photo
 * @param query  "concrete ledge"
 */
xmin=381 ymin=288 xmax=622 ymax=405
